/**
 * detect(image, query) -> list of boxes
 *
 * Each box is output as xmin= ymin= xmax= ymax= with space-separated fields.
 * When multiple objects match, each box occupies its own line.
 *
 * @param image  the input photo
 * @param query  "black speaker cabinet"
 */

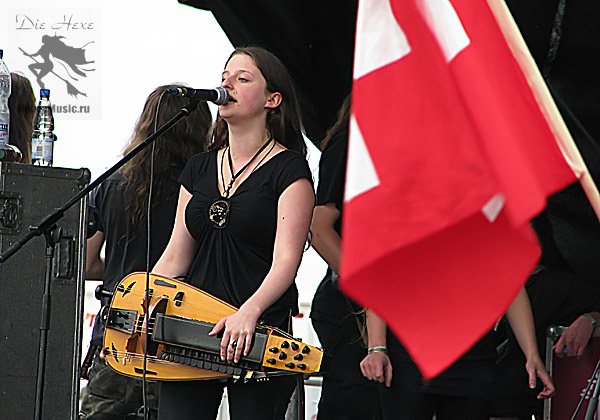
xmin=0 ymin=162 xmax=90 ymax=420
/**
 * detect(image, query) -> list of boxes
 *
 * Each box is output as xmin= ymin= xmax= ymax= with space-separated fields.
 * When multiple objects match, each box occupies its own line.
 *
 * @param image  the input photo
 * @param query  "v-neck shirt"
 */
xmin=179 ymin=149 xmax=313 ymax=329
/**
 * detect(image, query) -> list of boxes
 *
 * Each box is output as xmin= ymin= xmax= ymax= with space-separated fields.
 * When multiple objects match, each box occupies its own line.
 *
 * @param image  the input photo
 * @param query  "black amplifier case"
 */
xmin=0 ymin=162 xmax=89 ymax=420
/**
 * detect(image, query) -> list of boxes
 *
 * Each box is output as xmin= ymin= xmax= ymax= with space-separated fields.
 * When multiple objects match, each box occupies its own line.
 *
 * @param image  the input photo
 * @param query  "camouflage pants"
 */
xmin=79 ymin=357 xmax=159 ymax=420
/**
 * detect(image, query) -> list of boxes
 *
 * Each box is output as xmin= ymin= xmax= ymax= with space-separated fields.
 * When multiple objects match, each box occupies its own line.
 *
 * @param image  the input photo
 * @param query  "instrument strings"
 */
xmin=123 ymin=290 xmax=296 ymax=340
xmin=107 ymin=350 xmax=170 ymax=364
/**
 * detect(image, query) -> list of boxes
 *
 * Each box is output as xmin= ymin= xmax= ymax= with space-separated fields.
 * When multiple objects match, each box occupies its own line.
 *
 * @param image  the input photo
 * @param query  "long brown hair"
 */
xmin=121 ymin=84 xmax=212 ymax=228
xmin=320 ymin=94 xmax=351 ymax=151
xmin=8 ymin=73 xmax=36 ymax=164
xmin=210 ymin=46 xmax=306 ymax=156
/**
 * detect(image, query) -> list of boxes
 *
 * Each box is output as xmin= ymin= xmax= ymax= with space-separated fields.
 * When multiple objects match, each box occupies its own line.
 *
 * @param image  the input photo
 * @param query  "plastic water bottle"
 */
xmin=0 ymin=48 xmax=21 ymax=162
xmin=32 ymin=88 xmax=55 ymax=166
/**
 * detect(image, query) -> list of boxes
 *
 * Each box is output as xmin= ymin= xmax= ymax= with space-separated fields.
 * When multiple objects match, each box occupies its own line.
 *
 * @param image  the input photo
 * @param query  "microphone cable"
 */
xmin=141 ymin=87 xmax=169 ymax=420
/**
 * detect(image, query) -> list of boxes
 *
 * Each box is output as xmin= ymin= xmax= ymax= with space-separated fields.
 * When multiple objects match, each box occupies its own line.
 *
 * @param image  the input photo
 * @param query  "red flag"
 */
xmin=340 ymin=0 xmax=576 ymax=379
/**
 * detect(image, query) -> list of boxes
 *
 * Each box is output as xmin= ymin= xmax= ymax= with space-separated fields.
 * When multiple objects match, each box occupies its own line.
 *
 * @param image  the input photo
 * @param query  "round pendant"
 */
xmin=208 ymin=199 xmax=230 ymax=228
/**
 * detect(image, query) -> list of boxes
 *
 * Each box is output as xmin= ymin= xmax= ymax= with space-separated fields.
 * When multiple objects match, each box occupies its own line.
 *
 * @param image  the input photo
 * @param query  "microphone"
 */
xmin=168 ymin=87 xmax=230 ymax=105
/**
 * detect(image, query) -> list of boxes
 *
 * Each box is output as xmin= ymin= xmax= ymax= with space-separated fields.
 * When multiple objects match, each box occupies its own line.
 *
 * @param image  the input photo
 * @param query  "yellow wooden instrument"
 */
xmin=103 ymin=272 xmax=322 ymax=381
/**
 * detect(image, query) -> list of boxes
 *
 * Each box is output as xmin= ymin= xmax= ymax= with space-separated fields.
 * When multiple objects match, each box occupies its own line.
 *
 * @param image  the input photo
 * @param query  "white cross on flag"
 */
xmin=340 ymin=0 xmax=577 ymax=379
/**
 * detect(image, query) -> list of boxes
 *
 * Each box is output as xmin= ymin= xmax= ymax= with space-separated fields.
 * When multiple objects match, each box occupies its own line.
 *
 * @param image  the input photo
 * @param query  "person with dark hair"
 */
xmin=79 ymin=84 xmax=212 ymax=420
xmin=8 ymin=72 xmax=36 ymax=163
xmin=152 ymin=46 xmax=314 ymax=420
xmin=309 ymin=94 xmax=381 ymax=419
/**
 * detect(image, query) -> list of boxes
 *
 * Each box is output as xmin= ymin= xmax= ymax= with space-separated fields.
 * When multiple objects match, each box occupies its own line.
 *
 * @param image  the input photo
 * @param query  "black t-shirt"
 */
xmin=179 ymin=149 xmax=313 ymax=330
xmin=92 ymin=170 xmax=181 ymax=293
xmin=310 ymin=130 xmax=363 ymax=323
xmin=89 ymin=170 xmax=181 ymax=345
xmin=316 ymin=132 xmax=347 ymax=234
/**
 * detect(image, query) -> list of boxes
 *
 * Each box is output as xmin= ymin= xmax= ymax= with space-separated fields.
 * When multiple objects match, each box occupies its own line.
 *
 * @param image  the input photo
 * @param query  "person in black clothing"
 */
xmin=309 ymin=95 xmax=381 ymax=419
xmin=152 ymin=47 xmax=315 ymax=420
xmin=79 ymin=84 xmax=212 ymax=420
xmin=492 ymin=210 xmax=600 ymax=419
xmin=360 ymin=285 xmax=554 ymax=420
xmin=479 ymin=3 xmax=600 ymax=417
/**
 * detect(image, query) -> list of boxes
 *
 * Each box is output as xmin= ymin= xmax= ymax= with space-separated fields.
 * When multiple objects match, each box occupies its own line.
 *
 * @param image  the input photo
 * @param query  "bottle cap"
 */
xmin=40 ymin=89 xmax=50 ymax=98
xmin=0 ymin=49 xmax=4 ymax=59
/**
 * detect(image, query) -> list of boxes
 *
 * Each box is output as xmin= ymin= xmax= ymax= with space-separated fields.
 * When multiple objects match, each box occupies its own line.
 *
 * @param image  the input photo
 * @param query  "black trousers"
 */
xmin=312 ymin=318 xmax=381 ymax=420
xmin=158 ymin=374 xmax=296 ymax=420
xmin=380 ymin=390 xmax=491 ymax=420
xmin=381 ymin=332 xmax=495 ymax=420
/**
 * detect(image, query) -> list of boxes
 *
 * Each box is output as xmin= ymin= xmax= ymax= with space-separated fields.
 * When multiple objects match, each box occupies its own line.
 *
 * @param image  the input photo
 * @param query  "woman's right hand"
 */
xmin=525 ymin=355 xmax=555 ymax=399
xmin=208 ymin=306 xmax=261 ymax=364
xmin=360 ymin=351 xmax=393 ymax=387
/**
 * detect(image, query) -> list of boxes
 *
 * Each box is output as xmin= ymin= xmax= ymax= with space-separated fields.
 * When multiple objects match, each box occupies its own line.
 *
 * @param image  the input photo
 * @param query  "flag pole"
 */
xmin=488 ymin=0 xmax=600 ymax=222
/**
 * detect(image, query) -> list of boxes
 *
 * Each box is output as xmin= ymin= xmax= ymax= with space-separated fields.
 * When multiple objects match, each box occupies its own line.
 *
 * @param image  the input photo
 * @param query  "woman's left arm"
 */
xmin=210 ymin=177 xmax=315 ymax=362
xmin=505 ymin=286 xmax=555 ymax=399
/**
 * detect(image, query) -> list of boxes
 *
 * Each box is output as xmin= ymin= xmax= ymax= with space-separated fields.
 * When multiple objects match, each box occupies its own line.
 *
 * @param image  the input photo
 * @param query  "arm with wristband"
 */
xmin=360 ymin=309 xmax=393 ymax=387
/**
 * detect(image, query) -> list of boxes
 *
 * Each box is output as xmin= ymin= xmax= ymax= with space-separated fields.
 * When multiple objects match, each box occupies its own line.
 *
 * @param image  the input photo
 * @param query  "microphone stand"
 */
xmin=0 ymin=95 xmax=204 ymax=420
xmin=584 ymin=372 xmax=600 ymax=420
xmin=584 ymin=357 xmax=600 ymax=420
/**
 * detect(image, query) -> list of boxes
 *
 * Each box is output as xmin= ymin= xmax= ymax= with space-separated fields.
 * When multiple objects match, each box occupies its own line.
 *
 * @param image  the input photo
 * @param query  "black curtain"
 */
xmin=180 ymin=0 xmax=357 ymax=147
xmin=185 ymin=0 xmax=600 ymax=278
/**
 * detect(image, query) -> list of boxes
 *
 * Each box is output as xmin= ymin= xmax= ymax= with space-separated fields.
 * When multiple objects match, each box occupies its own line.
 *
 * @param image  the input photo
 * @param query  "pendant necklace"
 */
xmin=208 ymin=137 xmax=274 ymax=228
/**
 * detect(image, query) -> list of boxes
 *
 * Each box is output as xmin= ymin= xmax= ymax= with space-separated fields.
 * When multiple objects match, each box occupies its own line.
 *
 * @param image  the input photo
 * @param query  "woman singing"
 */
xmin=153 ymin=46 xmax=315 ymax=420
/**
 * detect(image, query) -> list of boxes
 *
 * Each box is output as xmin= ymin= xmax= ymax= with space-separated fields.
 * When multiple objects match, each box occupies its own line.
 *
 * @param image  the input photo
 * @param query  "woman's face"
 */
xmin=219 ymin=53 xmax=277 ymax=122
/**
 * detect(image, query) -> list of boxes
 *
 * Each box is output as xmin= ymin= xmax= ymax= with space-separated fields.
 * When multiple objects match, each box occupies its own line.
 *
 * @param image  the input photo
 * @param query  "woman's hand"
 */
xmin=360 ymin=351 xmax=393 ymax=387
xmin=553 ymin=314 xmax=597 ymax=358
xmin=505 ymin=287 xmax=555 ymax=399
xmin=525 ymin=355 xmax=555 ymax=399
xmin=208 ymin=306 xmax=261 ymax=363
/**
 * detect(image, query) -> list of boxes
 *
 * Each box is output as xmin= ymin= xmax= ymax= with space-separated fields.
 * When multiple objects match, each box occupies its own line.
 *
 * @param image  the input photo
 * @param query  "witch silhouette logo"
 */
xmin=19 ymin=34 xmax=95 ymax=98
